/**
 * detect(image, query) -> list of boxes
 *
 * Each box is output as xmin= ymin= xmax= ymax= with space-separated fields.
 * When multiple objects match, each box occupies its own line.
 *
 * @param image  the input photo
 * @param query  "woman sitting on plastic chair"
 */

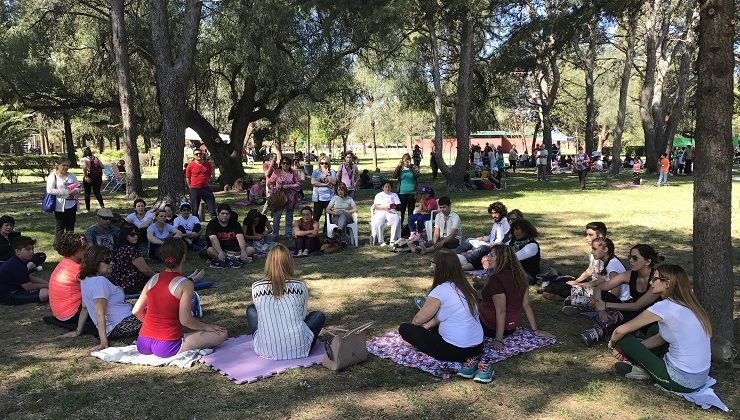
xmin=326 ymin=182 xmax=357 ymax=246
xmin=371 ymin=180 xmax=401 ymax=246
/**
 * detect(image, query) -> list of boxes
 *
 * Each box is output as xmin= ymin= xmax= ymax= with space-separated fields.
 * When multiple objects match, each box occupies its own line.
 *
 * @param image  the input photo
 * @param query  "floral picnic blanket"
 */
xmin=366 ymin=328 xmax=556 ymax=379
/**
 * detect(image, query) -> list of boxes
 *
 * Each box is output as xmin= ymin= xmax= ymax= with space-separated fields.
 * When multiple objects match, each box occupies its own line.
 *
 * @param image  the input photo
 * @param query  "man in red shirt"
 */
xmin=185 ymin=149 xmax=217 ymax=219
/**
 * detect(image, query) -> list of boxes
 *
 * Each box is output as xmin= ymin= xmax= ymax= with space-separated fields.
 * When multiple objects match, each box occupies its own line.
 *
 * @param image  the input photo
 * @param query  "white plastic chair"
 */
xmin=246 ymin=155 xmax=255 ymax=165
xmin=369 ymin=206 xmax=400 ymax=245
xmin=326 ymin=212 xmax=359 ymax=246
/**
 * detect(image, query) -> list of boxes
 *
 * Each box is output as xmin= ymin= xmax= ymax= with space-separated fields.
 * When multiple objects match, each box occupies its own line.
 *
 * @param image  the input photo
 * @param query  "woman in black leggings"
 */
xmin=81 ymin=147 xmax=104 ymax=212
xmin=398 ymin=250 xmax=483 ymax=362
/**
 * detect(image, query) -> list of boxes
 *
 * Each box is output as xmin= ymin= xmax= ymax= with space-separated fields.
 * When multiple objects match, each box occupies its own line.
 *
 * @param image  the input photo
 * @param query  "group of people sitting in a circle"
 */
xmin=0 ymin=151 xmax=716 ymax=395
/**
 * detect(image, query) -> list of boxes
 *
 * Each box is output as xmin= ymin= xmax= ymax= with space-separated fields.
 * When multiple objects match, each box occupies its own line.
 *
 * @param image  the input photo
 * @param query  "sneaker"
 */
xmin=614 ymin=361 xmax=650 ymax=380
xmin=35 ymin=265 xmax=43 ymax=272
xmin=572 ymin=295 xmax=592 ymax=308
xmin=457 ymin=355 xmax=482 ymax=379
xmin=561 ymin=305 xmax=581 ymax=316
xmin=191 ymin=292 xmax=202 ymax=318
xmin=227 ymin=258 xmax=244 ymax=269
xmin=379 ymin=242 xmax=387 ymax=247
xmin=209 ymin=259 xmax=228 ymax=269
xmin=413 ymin=296 xmax=426 ymax=309
xmin=473 ymin=361 xmax=495 ymax=383
xmin=581 ymin=328 xmax=599 ymax=346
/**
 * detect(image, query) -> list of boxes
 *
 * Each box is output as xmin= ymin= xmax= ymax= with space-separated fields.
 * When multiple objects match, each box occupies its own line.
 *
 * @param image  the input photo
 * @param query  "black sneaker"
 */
xmin=209 ymin=260 xmax=228 ymax=269
xmin=580 ymin=328 xmax=599 ymax=346
xmin=227 ymin=258 xmax=244 ymax=269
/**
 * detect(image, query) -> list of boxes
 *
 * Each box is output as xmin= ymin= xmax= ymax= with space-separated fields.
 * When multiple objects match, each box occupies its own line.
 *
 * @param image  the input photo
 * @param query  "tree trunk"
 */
xmin=149 ymin=0 xmax=203 ymax=205
xmin=427 ymin=0 xmax=446 ymax=184
xmin=693 ymin=0 xmax=734 ymax=342
xmin=62 ymin=113 xmax=78 ymax=167
xmin=583 ymin=17 xmax=598 ymax=155
xmin=115 ymin=135 xmax=120 ymax=150
xmin=97 ymin=136 xmax=105 ymax=153
xmin=611 ymin=5 xmax=639 ymax=176
xmin=111 ymin=0 xmax=144 ymax=198
xmin=143 ymin=135 xmax=151 ymax=153
xmin=446 ymin=13 xmax=475 ymax=191
xmin=370 ymin=119 xmax=378 ymax=170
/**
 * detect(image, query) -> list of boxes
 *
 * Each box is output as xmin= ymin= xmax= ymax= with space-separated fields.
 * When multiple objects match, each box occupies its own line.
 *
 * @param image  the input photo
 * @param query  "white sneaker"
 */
xmin=379 ymin=242 xmax=387 ymax=247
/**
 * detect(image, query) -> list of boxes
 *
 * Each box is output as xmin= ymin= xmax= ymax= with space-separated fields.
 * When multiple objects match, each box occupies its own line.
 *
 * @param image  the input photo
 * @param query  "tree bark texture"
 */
xmin=693 ymin=0 xmax=734 ymax=342
xmin=449 ymin=14 xmax=474 ymax=192
xmin=149 ymin=0 xmax=203 ymax=205
xmin=610 ymin=5 xmax=639 ymax=176
xmin=62 ymin=113 xmax=78 ymax=167
xmin=582 ymin=17 xmax=598 ymax=155
xmin=426 ymin=0 xmax=448 ymax=187
xmin=110 ymin=0 xmax=144 ymax=198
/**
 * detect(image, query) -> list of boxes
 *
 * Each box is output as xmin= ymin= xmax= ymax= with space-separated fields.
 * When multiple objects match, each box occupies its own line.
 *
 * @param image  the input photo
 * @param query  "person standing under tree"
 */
xmin=508 ymin=147 xmax=518 ymax=173
xmin=430 ymin=145 xmax=439 ymax=180
xmin=393 ymin=153 xmax=420 ymax=228
xmin=80 ymin=147 xmax=104 ymax=213
xmin=185 ymin=149 xmax=217 ymax=220
xmin=656 ymin=153 xmax=670 ymax=187
xmin=535 ymin=145 xmax=549 ymax=181
xmin=46 ymin=158 xmax=81 ymax=246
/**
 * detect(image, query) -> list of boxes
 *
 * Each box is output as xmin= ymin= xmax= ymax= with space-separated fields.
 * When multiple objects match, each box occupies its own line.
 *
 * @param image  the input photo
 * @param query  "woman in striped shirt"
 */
xmin=246 ymin=244 xmax=325 ymax=360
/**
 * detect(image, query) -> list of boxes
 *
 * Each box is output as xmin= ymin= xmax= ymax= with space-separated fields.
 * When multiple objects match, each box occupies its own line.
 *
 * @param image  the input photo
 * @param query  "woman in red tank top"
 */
xmin=133 ymin=238 xmax=227 ymax=358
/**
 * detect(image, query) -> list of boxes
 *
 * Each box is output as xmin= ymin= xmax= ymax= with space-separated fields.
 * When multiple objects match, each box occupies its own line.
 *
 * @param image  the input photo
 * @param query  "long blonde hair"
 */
xmin=489 ymin=244 xmax=527 ymax=290
xmin=263 ymin=244 xmax=295 ymax=298
xmin=659 ymin=264 xmax=712 ymax=336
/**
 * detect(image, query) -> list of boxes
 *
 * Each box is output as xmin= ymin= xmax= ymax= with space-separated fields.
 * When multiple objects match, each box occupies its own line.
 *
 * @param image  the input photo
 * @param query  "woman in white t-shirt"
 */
xmin=609 ymin=264 xmax=712 ymax=392
xmin=371 ymin=180 xmax=401 ymax=246
xmin=77 ymin=245 xmax=141 ymax=351
xmin=399 ymin=249 xmax=483 ymax=362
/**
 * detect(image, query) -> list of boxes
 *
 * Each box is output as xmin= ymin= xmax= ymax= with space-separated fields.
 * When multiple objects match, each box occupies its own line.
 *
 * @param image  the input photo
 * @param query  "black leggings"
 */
xmin=397 ymin=193 xmax=416 ymax=225
xmin=399 ymin=323 xmax=483 ymax=362
xmin=54 ymin=205 xmax=77 ymax=244
xmin=312 ymin=200 xmax=330 ymax=234
xmin=83 ymin=176 xmax=104 ymax=211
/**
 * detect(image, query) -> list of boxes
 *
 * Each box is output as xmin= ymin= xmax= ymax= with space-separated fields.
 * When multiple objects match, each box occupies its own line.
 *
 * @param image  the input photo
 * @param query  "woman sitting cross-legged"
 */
xmin=79 ymin=245 xmax=142 ymax=351
xmin=292 ymin=206 xmax=321 ymax=256
xmin=458 ymin=245 xmax=554 ymax=382
xmin=133 ymin=238 xmax=227 ymax=358
xmin=609 ymin=264 xmax=712 ymax=392
xmin=110 ymin=223 xmax=155 ymax=294
xmin=245 ymin=244 xmax=326 ymax=360
xmin=242 ymin=208 xmax=275 ymax=256
xmin=399 ymin=249 xmax=483 ymax=363
xmin=577 ymin=244 xmax=664 ymax=346
xmin=49 ymin=233 xmax=95 ymax=335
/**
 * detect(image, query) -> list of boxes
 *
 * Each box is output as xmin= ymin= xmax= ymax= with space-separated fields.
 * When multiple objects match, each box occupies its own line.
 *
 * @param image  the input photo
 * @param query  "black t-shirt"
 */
xmin=0 ymin=255 xmax=29 ymax=296
xmin=242 ymin=211 xmax=267 ymax=236
xmin=0 ymin=231 xmax=20 ymax=261
xmin=206 ymin=219 xmax=242 ymax=252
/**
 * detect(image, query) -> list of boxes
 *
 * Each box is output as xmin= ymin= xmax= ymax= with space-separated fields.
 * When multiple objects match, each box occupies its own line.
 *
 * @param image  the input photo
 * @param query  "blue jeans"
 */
xmin=246 ymin=305 xmax=326 ymax=349
xmin=454 ymin=239 xmax=492 ymax=269
xmin=656 ymin=172 xmax=668 ymax=186
xmin=272 ymin=207 xmax=294 ymax=238
xmin=407 ymin=213 xmax=431 ymax=233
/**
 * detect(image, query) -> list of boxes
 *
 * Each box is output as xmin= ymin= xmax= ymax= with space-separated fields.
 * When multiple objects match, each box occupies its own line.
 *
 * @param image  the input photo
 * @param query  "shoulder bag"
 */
xmin=41 ymin=174 xmax=57 ymax=213
xmin=322 ymin=322 xmax=373 ymax=371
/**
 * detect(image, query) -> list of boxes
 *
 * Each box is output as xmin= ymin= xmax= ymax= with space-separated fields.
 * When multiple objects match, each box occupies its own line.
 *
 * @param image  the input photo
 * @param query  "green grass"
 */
xmin=0 ymin=152 xmax=738 ymax=419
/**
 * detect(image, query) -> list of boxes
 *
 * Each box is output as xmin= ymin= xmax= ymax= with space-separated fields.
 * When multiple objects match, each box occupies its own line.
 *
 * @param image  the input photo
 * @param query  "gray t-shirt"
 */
xmin=327 ymin=195 xmax=356 ymax=212
xmin=84 ymin=224 xmax=120 ymax=250
xmin=80 ymin=275 xmax=132 ymax=336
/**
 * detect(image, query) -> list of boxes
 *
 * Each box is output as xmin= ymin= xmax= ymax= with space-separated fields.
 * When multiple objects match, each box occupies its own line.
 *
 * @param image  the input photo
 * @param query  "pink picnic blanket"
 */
xmin=366 ymin=328 xmax=556 ymax=379
xmin=200 ymin=335 xmax=325 ymax=384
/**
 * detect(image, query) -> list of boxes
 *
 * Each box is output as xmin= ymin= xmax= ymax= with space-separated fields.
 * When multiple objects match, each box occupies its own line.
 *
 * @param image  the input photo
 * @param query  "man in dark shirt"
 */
xmin=0 ymin=215 xmax=46 ymax=272
xmin=205 ymin=204 xmax=254 ymax=268
xmin=0 ymin=236 xmax=49 ymax=305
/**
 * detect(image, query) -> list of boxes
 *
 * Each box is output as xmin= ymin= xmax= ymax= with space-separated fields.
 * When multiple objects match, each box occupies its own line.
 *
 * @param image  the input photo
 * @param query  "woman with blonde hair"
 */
xmin=609 ymin=265 xmax=712 ymax=391
xmin=245 ymin=244 xmax=325 ymax=360
xmin=399 ymin=249 xmax=483 ymax=363
xmin=458 ymin=244 xmax=554 ymax=383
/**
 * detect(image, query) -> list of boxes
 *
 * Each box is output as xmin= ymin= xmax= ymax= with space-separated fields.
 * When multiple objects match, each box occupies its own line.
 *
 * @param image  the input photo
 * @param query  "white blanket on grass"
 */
xmin=90 ymin=345 xmax=213 ymax=368
xmin=659 ymin=377 xmax=728 ymax=412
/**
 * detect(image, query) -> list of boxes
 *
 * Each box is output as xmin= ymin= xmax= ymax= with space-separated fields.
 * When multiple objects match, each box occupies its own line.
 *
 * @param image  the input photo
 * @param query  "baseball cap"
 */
xmin=97 ymin=208 xmax=114 ymax=218
xmin=180 ymin=202 xmax=192 ymax=210
xmin=420 ymin=186 xmax=432 ymax=194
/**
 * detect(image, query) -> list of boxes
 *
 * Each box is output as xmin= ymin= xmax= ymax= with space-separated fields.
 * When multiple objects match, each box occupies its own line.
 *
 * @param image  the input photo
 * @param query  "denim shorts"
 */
xmin=137 ymin=335 xmax=183 ymax=358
